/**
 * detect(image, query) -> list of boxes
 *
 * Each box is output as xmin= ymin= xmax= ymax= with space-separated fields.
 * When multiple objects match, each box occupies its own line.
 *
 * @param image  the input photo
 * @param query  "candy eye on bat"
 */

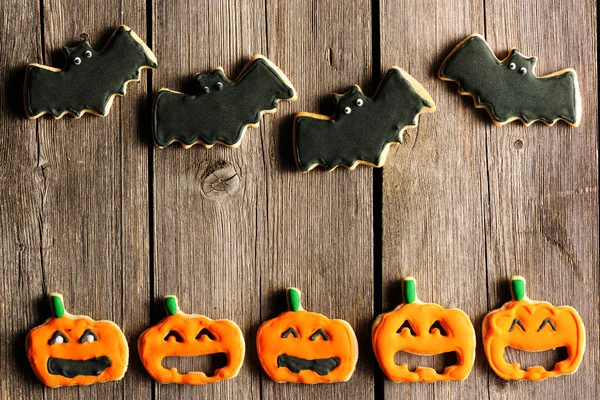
xmin=519 ymin=67 xmax=528 ymax=75
xmin=73 ymin=57 xmax=81 ymax=65
xmin=343 ymin=106 xmax=351 ymax=114
xmin=281 ymin=327 xmax=299 ymax=338
xmin=84 ymin=50 xmax=92 ymax=58
xmin=356 ymin=98 xmax=363 ymax=107
xmin=202 ymin=86 xmax=210 ymax=94
xmin=509 ymin=318 xmax=526 ymax=332
xmin=509 ymin=62 xmax=516 ymax=70
xmin=215 ymin=82 xmax=223 ymax=90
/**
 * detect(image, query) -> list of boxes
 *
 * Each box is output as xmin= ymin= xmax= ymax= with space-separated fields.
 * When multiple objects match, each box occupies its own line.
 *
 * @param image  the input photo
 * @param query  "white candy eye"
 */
xmin=519 ymin=67 xmax=527 ymax=74
xmin=73 ymin=57 xmax=81 ymax=65
xmin=54 ymin=335 xmax=64 ymax=344
xmin=203 ymin=86 xmax=210 ymax=93
xmin=84 ymin=50 xmax=92 ymax=58
xmin=344 ymin=107 xmax=351 ymax=114
xmin=509 ymin=62 xmax=516 ymax=70
xmin=85 ymin=334 xmax=94 ymax=343
xmin=215 ymin=82 xmax=223 ymax=90
xmin=356 ymin=99 xmax=363 ymax=107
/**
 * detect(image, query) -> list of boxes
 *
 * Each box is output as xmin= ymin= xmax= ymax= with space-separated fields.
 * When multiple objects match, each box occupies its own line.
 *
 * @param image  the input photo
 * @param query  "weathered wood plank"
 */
xmin=261 ymin=0 xmax=374 ymax=398
xmin=23 ymin=1 xmax=151 ymax=398
xmin=151 ymin=0 xmax=266 ymax=398
xmin=0 ymin=0 xmax=46 ymax=398
xmin=380 ymin=0 xmax=489 ymax=398
xmin=484 ymin=1 xmax=598 ymax=399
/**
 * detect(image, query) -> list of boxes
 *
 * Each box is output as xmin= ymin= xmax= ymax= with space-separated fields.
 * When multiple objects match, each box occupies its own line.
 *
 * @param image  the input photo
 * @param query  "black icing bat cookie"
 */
xmin=25 ymin=25 xmax=157 ymax=119
xmin=294 ymin=68 xmax=435 ymax=172
xmin=152 ymin=55 xmax=297 ymax=148
xmin=438 ymin=34 xmax=581 ymax=127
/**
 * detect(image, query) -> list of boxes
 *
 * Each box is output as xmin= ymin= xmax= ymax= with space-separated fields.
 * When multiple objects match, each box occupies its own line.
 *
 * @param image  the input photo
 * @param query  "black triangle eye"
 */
xmin=164 ymin=330 xmax=184 ymax=342
xmin=538 ymin=318 xmax=557 ymax=332
xmin=309 ymin=328 xmax=330 ymax=341
xmin=397 ymin=320 xmax=416 ymax=336
xmin=509 ymin=318 xmax=526 ymax=332
xmin=78 ymin=329 xmax=99 ymax=343
xmin=196 ymin=328 xmax=216 ymax=340
xmin=49 ymin=330 xmax=70 ymax=345
xmin=281 ymin=327 xmax=299 ymax=338
xmin=429 ymin=321 xmax=448 ymax=336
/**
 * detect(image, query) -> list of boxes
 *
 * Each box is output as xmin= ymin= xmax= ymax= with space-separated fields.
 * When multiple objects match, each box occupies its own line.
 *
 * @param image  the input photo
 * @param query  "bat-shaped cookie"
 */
xmin=25 ymin=25 xmax=157 ymax=119
xmin=153 ymin=55 xmax=297 ymax=148
xmin=438 ymin=34 xmax=581 ymax=127
xmin=294 ymin=68 xmax=435 ymax=172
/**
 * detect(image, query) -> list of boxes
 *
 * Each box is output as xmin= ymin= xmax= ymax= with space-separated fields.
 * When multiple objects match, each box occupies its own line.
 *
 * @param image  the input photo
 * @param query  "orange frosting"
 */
xmin=483 ymin=276 xmax=585 ymax=381
xmin=138 ymin=296 xmax=244 ymax=385
xmin=372 ymin=278 xmax=475 ymax=382
xmin=256 ymin=288 xmax=358 ymax=383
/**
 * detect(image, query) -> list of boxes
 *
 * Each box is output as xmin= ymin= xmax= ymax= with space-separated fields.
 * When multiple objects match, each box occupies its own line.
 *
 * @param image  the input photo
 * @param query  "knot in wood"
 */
xmin=200 ymin=160 xmax=240 ymax=199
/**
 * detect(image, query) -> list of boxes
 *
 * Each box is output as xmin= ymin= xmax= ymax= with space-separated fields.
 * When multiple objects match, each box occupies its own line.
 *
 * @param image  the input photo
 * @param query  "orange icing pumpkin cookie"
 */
xmin=26 ymin=293 xmax=129 ymax=387
xmin=257 ymin=287 xmax=358 ymax=383
xmin=483 ymin=276 xmax=585 ymax=381
xmin=138 ymin=295 xmax=244 ymax=384
xmin=372 ymin=277 xmax=475 ymax=382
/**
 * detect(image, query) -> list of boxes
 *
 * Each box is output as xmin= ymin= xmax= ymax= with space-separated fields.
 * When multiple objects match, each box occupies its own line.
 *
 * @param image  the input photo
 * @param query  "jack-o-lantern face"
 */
xmin=372 ymin=278 xmax=476 ymax=382
xmin=483 ymin=276 xmax=585 ymax=381
xmin=138 ymin=296 xmax=245 ymax=384
xmin=257 ymin=288 xmax=358 ymax=383
xmin=26 ymin=293 xmax=128 ymax=387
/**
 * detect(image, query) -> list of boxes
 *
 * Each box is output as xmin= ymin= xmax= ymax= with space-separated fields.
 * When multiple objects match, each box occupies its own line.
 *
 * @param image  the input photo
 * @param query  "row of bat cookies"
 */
xmin=25 ymin=26 xmax=582 ymax=172
xmin=27 ymin=277 xmax=585 ymax=387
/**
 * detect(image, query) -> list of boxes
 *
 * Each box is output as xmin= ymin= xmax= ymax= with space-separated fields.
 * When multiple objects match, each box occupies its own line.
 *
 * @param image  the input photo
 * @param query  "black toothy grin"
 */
xmin=277 ymin=354 xmax=340 ymax=375
xmin=47 ymin=356 xmax=111 ymax=377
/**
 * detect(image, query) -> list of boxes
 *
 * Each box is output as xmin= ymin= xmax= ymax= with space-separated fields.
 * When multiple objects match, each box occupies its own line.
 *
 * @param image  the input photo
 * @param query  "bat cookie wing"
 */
xmin=24 ymin=25 xmax=157 ymax=119
xmin=294 ymin=68 xmax=435 ymax=172
xmin=153 ymin=54 xmax=297 ymax=149
xmin=438 ymin=33 xmax=581 ymax=127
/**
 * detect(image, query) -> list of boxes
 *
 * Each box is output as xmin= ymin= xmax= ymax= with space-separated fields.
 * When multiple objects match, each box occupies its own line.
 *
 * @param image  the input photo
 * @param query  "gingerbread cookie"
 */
xmin=438 ymin=34 xmax=581 ymax=127
xmin=153 ymin=55 xmax=297 ymax=149
xmin=372 ymin=277 xmax=475 ymax=382
xmin=24 ymin=25 xmax=157 ymax=119
xmin=294 ymin=67 xmax=435 ymax=172
xmin=257 ymin=288 xmax=358 ymax=383
xmin=483 ymin=276 xmax=585 ymax=381
xmin=138 ymin=295 xmax=244 ymax=385
xmin=26 ymin=293 xmax=128 ymax=387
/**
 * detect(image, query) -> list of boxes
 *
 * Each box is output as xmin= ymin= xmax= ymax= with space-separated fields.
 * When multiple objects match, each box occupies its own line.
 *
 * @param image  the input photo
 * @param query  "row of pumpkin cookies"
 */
xmin=26 ymin=276 xmax=584 ymax=387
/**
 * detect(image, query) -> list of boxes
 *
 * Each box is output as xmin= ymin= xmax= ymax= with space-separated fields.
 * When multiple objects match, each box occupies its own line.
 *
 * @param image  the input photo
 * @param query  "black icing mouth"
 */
xmin=47 ymin=356 xmax=111 ymax=377
xmin=277 ymin=354 xmax=340 ymax=375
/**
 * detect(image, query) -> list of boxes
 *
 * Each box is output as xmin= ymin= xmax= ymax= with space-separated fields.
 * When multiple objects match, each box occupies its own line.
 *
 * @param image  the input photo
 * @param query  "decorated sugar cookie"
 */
xmin=438 ymin=34 xmax=582 ymax=127
xmin=24 ymin=25 xmax=157 ymax=119
xmin=153 ymin=55 xmax=297 ymax=149
xmin=372 ymin=278 xmax=475 ymax=382
xmin=138 ymin=296 xmax=244 ymax=385
xmin=293 ymin=67 xmax=435 ymax=172
xmin=26 ymin=293 xmax=128 ymax=387
xmin=256 ymin=288 xmax=358 ymax=383
xmin=483 ymin=276 xmax=585 ymax=381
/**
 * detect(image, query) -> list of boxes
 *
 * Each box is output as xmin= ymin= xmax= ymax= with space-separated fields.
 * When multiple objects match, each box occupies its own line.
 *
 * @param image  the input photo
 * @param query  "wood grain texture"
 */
xmin=483 ymin=1 xmax=598 ymax=399
xmin=380 ymin=0 xmax=490 ymax=398
xmin=2 ymin=0 xmax=152 ymax=398
xmin=261 ymin=0 xmax=374 ymax=398
xmin=151 ymin=0 xmax=266 ymax=398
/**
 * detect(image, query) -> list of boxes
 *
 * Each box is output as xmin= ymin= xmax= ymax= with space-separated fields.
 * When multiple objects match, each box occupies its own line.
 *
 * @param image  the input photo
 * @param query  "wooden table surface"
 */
xmin=0 ymin=0 xmax=597 ymax=398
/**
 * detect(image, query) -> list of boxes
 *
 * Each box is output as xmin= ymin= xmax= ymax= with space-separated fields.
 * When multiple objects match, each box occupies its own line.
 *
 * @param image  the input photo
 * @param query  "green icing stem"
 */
xmin=288 ymin=288 xmax=301 ymax=312
xmin=403 ymin=278 xmax=416 ymax=304
xmin=50 ymin=294 xmax=65 ymax=318
xmin=511 ymin=277 xmax=526 ymax=301
xmin=164 ymin=296 xmax=179 ymax=316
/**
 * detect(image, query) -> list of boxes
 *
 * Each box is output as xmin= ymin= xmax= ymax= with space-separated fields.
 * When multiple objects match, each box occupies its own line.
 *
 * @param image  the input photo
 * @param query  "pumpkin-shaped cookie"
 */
xmin=372 ymin=278 xmax=475 ymax=382
xmin=138 ymin=296 xmax=245 ymax=384
xmin=483 ymin=276 xmax=585 ymax=381
xmin=26 ymin=293 xmax=129 ymax=387
xmin=257 ymin=288 xmax=358 ymax=383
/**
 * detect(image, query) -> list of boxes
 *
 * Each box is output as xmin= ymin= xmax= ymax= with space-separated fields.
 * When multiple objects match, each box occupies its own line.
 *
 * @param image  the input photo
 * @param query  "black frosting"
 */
xmin=277 ymin=354 xmax=340 ymax=376
xmin=294 ymin=68 xmax=433 ymax=171
xmin=439 ymin=35 xmax=580 ymax=125
xmin=25 ymin=25 xmax=157 ymax=118
xmin=47 ymin=356 xmax=111 ymax=378
xmin=153 ymin=57 xmax=295 ymax=148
